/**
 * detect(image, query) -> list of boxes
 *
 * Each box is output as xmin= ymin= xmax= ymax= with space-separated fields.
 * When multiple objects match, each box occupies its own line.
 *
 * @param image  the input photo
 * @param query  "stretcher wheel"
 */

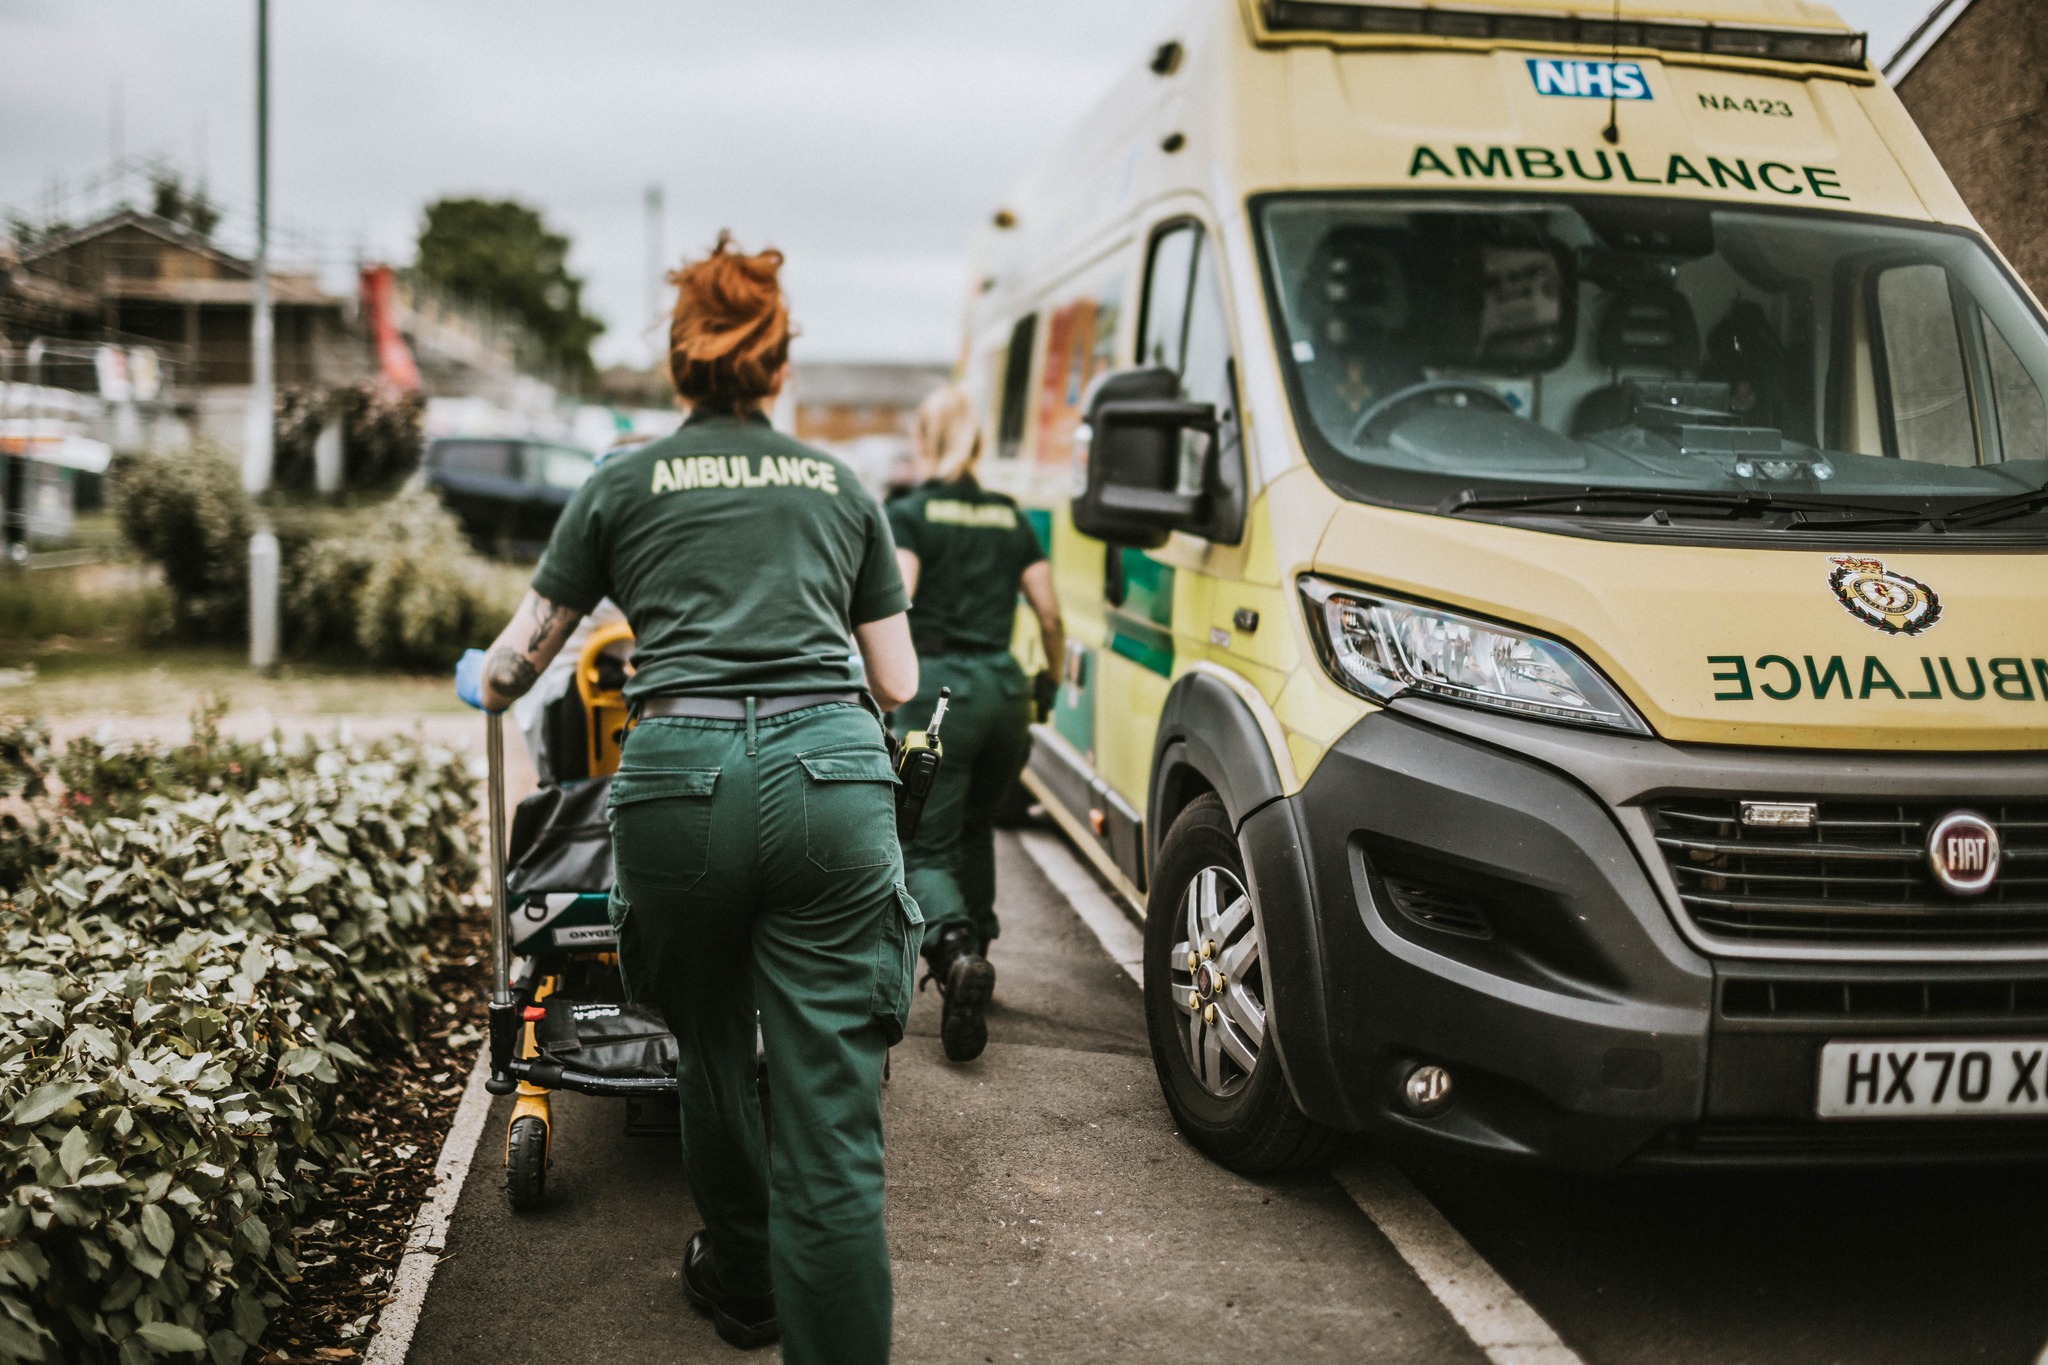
xmin=506 ymin=1115 xmax=549 ymax=1211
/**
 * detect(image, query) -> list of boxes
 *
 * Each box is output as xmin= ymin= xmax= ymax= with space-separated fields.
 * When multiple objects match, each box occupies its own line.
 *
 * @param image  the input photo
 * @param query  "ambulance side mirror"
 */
xmin=1072 ymin=367 xmax=1218 ymax=550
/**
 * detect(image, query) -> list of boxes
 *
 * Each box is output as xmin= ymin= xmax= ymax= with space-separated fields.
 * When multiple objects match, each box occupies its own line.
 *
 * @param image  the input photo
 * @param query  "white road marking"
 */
xmin=362 ymin=1043 xmax=496 ymax=1365
xmin=1333 ymin=1160 xmax=1585 ymax=1365
xmin=1015 ymin=825 xmax=1583 ymax=1365
xmin=1018 ymin=828 xmax=1144 ymax=985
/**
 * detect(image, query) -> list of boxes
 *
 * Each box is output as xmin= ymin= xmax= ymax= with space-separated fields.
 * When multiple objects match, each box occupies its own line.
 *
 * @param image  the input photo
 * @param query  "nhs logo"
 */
xmin=1526 ymin=59 xmax=1652 ymax=100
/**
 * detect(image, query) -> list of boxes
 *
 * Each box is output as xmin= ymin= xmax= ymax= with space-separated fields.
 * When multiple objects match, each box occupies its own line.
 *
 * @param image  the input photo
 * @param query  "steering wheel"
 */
xmin=1347 ymin=380 xmax=1518 ymax=446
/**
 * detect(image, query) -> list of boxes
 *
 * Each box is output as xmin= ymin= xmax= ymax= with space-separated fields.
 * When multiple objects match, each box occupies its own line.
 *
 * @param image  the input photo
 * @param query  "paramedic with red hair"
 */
xmin=457 ymin=233 xmax=918 ymax=1363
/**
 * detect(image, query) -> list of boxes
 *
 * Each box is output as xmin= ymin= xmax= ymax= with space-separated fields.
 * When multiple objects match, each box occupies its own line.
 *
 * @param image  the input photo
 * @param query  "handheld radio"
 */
xmin=894 ymin=687 xmax=950 ymax=841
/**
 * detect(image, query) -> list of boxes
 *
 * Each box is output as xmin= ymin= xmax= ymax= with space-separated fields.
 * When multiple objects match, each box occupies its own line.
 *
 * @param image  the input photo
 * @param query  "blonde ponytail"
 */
xmin=914 ymin=385 xmax=984 ymax=484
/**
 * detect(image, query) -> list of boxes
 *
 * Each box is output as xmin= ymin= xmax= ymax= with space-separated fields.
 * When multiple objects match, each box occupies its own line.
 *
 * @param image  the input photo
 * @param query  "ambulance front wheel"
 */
xmin=1144 ymin=793 xmax=1340 ymax=1173
xmin=506 ymin=1115 xmax=549 ymax=1211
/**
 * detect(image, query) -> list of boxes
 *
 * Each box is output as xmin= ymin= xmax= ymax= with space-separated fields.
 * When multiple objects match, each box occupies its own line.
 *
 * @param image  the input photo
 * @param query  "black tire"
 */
xmin=1144 ymin=793 xmax=1340 ymax=1173
xmin=506 ymin=1115 xmax=549 ymax=1211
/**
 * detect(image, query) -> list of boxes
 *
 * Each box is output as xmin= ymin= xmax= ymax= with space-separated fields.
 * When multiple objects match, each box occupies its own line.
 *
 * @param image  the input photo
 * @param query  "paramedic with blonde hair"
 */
xmin=889 ymin=384 xmax=1063 ymax=1062
xmin=457 ymin=233 xmax=918 ymax=1363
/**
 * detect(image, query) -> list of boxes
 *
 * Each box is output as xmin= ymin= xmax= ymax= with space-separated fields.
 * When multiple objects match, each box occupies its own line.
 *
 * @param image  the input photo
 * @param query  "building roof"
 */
xmin=1883 ymin=0 xmax=1973 ymax=81
xmin=12 ymin=208 xmax=343 ymax=309
xmin=18 ymin=208 xmax=249 ymax=279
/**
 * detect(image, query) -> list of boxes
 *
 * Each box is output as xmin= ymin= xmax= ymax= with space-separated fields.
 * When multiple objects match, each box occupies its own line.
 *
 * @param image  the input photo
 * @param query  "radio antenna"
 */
xmin=1601 ymin=0 xmax=1623 ymax=144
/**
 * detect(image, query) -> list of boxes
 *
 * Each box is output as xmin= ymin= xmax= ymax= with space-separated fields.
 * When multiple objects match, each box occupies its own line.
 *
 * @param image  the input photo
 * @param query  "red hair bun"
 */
xmin=667 ymin=231 xmax=791 ymax=411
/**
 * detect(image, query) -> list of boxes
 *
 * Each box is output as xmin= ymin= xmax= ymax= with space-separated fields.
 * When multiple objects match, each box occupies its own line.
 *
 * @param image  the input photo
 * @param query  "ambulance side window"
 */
xmin=1181 ymin=236 xmax=1234 ymax=414
xmin=996 ymin=313 xmax=1037 ymax=461
xmin=1873 ymin=263 xmax=1974 ymax=467
xmin=1139 ymin=221 xmax=1246 ymax=542
xmin=1139 ymin=226 xmax=1199 ymax=371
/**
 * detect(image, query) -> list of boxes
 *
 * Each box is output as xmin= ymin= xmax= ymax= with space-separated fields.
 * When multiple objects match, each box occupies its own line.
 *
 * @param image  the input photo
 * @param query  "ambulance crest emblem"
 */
xmin=1827 ymin=555 xmax=1941 ymax=636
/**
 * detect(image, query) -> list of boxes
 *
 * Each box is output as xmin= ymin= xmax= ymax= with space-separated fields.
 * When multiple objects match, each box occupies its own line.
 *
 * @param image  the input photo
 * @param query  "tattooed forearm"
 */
xmin=478 ymin=589 xmax=586 ymax=710
xmin=486 ymin=646 xmax=541 ymax=701
xmin=524 ymin=598 xmax=577 ymax=654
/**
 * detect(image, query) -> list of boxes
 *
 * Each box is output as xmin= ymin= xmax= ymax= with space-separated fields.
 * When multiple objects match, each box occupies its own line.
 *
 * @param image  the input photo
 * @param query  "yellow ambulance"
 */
xmin=962 ymin=0 xmax=2048 ymax=1170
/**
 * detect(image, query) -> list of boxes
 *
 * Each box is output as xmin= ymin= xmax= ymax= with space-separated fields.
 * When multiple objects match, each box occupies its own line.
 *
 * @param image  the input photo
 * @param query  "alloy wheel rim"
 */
xmin=1169 ymin=864 xmax=1266 ymax=1099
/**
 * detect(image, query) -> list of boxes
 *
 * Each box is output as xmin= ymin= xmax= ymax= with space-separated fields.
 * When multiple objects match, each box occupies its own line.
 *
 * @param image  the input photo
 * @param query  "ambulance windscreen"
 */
xmin=1259 ymin=195 xmax=2048 ymax=532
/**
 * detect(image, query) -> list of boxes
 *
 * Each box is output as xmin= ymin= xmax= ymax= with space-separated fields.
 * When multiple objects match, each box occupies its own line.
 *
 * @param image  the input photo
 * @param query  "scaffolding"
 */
xmin=4 ymin=152 xmax=328 ymax=283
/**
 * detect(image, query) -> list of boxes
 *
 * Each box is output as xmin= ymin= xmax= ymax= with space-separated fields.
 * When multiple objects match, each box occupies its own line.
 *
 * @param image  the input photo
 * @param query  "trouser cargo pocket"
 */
xmin=608 ymin=767 xmax=721 ymax=891
xmin=871 ymin=884 xmax=924 ymax=1046
xmin=799 ymin=745 xmax=900 ymax=871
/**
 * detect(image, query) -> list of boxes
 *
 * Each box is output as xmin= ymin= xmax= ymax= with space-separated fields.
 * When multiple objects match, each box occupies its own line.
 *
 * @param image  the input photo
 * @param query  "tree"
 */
xmin=415 ymin=198 xmax=605 ymax=390
xmin=150 ymin=174 xmax=220 ymax=237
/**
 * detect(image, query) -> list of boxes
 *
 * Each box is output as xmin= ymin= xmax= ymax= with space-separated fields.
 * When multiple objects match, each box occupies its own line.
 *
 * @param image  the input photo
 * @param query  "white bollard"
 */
xmin=313 ymin=413 xmax=344 ymax=495
xmin=249 ymin=525 xmax=280 ymax=670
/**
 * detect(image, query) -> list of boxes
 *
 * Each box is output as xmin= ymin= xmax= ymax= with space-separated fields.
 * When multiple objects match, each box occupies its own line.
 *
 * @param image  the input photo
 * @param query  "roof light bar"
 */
xmin=1260 ymin=1 xmax=1869 ymax=69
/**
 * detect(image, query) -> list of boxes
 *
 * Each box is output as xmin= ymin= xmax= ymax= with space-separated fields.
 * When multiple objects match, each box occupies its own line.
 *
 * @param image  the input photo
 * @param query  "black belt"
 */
xmin=635 ymin=691 xmax=860 ymax=721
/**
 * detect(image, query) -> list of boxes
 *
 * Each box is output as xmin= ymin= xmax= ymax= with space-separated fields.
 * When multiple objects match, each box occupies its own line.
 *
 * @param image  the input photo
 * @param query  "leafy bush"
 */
xmin=269 ymin=389 xmax=325 ymax=495
xmin=108 ymin=450 xmax=251 ymax=642
xmin=283 ymin=488 xmax=504 ymax=669
xmin=104 ymin=446 xmax=503 ymax=665
xmin=273 ymin=386 xmax=427 ymax=495
xmin=334 ymin=386 xmax=428 ymax=491
xmin=0 ymin=709 xmax=477 ymax=1364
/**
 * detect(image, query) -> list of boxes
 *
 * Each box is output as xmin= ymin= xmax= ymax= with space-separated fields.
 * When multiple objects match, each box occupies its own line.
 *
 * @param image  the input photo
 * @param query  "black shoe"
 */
xmin=925 ymin=926 xmax=995 ymax=1063
xmin=682 ymin=1230 xmax=780 ymax=1351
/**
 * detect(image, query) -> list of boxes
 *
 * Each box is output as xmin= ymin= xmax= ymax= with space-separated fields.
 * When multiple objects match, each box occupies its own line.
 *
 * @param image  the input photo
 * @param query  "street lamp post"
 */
xmin=244 ymin=0 xmax=279 ymax=670
xmin=645 ymin=183 xmax=665 ymax=363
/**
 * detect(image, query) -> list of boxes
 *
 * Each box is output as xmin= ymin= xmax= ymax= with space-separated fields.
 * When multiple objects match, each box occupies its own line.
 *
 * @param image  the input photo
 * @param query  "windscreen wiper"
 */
xmin=1437 ymin=486 xmax=1936 ymax=529
xmin=1437 ymin=486 xmax=1777 ymax=517
xmin=1937 ymin=486 xmax=2048 ymax=529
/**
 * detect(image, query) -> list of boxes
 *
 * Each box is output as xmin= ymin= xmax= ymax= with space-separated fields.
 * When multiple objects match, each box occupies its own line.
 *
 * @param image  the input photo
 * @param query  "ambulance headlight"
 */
xmin=1299 ymin=576 xmax=1649 ymax=735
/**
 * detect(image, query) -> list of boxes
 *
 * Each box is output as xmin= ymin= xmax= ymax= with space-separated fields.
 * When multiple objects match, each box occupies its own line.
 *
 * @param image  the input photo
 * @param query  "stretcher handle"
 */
xmin=486 ymin=710 xmax=512 ymax=1010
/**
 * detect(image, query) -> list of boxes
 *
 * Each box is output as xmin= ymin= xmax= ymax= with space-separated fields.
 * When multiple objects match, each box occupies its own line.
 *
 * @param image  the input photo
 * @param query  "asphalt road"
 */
xmin=400 ymin=826 xmax=2048 ymax=1365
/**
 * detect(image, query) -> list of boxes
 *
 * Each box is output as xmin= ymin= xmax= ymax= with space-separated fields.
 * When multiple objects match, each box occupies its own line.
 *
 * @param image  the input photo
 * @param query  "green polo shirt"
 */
xmin=886 ymin=476 xmax=1045 ymax=655
xmin=532 ymin=411 xmax=907 ymax=700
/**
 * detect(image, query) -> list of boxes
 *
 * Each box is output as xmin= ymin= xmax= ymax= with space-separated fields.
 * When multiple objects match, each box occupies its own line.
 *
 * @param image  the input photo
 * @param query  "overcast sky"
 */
xmin=1 ymin=0 xmax=1942 ymax=370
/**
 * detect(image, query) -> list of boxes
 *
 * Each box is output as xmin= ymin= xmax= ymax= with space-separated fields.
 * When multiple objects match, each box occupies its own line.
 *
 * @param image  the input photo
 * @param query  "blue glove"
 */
xmin=455 ymin=648 xmax=496 ymax=713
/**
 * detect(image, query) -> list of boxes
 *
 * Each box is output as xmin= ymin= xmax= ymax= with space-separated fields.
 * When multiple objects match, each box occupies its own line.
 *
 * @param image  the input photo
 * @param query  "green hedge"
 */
xmin=105 ymin=451 xmax=507 ymax=666
xmin=0 ymin=708 xmax=477 ymax=1364
xmin=273 ymin=384 xmax=427 ymax=495
xmin=107 ymin=448 xmax=252 ymax=644
xmin=285 ymin=488 xmax=505 ymax=669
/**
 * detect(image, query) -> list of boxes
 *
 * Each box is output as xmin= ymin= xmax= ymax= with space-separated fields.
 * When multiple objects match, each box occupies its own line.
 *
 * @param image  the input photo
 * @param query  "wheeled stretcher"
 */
xmin=481 ymin=624 xmax=679 ymax=1210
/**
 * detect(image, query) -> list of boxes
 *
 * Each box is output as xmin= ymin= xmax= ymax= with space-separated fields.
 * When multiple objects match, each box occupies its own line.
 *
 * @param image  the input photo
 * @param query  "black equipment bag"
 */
xmin=535 ymin=995 xmax=677 ymax=1080
xmin=506 ymin=777 xmax=615 ymax=900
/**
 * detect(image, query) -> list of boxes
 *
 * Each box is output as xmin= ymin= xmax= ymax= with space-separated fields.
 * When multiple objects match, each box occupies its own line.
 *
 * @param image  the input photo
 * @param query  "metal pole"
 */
xmin=645 ymin=184 xmax=665 ymax=365
xmin=483 ymin=709 xmax=519 ymax=1096
xmin=245 ymin=0 xmax=278 ymax=669
xmin=486 ymin=711 xmax=512 ymax=1009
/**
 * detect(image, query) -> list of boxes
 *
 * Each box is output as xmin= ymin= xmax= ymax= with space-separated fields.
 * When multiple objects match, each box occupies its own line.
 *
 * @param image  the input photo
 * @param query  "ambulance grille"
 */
xmin=1381 ymin=874 xmax=1494 ymax=940
xmin=1649 ymin=799 xmax=2048 ymax=945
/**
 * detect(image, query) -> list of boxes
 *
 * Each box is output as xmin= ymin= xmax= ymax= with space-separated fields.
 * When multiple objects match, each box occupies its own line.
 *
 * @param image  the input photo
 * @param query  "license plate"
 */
xmin=1817 ymin=1038 xmax=2048 ymax=1119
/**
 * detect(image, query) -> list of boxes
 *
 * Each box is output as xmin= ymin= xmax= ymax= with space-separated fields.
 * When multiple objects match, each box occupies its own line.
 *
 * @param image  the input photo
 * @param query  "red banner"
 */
xmin=359 ymin=264 xmax=422 ymax=392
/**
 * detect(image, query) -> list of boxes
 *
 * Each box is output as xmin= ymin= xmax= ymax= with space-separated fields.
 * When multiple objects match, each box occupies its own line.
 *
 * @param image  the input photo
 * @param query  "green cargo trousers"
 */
xmin=606 ymin=701 xmax=922 ymax=1365
xmin=893 ymin=652 xmax=1033 ymax=953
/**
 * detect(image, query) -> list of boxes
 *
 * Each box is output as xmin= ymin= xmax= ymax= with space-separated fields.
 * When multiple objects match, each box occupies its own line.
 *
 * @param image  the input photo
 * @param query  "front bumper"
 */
xmin=1255 ymin=701 xmax=2048 ymax=1169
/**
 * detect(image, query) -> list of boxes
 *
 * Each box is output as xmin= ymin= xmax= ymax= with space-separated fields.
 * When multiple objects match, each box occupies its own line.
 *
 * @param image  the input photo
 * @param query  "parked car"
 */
xmin=422 ymin=436 xmax=596 ymax=557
